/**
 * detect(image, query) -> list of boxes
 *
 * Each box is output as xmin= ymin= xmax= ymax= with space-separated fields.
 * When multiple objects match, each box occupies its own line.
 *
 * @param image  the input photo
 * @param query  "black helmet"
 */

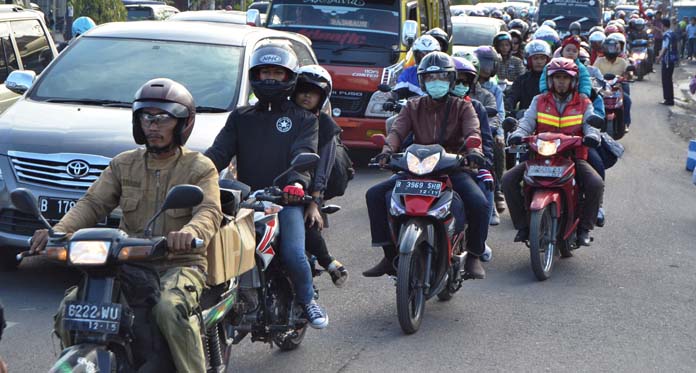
xmin=493 ymin=31 xmax=513 ymax=53
xmin=132 ymin=78 xmax=196 ymax=148
xmin=569 ymin=21 xmax=582 ymax=35
xmin=424 ymin=27 xmax=449 ymax=52
xmin=508 ymin=18 xmax=529 ymax=37
xmin=416 ymin=51 xmax=456 ymax=94
xmin=249 ymin=42 xmax=299 ymax=103
xmin=473 ymin=46 xmax=501 ymax=78
xmin=602 ymin=38 xmax=621 ymax=59
xmin=293 ymin=64 xmax=332 ymax=112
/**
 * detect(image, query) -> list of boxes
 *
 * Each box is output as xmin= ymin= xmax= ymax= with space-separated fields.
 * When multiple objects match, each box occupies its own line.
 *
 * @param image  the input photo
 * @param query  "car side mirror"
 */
xmin=402 ymin=20 xmax=418 ymax=48
xmin=502 ymin=117 xmax=518 ymax=133
xmin=6 ymin=70 xmax=36 ymax=95
xmin=246 ymin=9 xmax=261 ymax=27
xmin=144 ymin=185 xmax=203 ymax=236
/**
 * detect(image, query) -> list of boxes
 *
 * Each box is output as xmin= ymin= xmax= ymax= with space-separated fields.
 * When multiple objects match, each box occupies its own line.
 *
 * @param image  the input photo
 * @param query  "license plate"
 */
xmin=394 ymin=180 xmax=442 ymax=197
xmin=63 ymin=301 xmax=122 ymax=334
xmin=39 ymin=197 xmax=108 ymax=224
xmin=527 ymin=165 xmax=564 ymax=178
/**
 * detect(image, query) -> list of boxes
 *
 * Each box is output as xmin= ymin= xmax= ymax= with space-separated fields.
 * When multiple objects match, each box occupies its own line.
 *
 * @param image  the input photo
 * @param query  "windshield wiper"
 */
xmin=43 ymin=98 xmax=132 ymax=108
xmin=332 ymin=43 xmax=395 ymax=55
xmin=196 ymin=106 xmax=228 ymax=113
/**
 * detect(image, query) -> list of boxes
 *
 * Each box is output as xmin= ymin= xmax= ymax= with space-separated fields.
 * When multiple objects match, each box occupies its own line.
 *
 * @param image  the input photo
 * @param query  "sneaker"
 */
xmin=596 ymin=208 xmax=605 ymax=227
xmin=303 ymin=301 xmax=328 ymax=329
xmin=327 ymin=260 xmax=349 ymax=288
xmin=481 ymin=244 xmax=493 ymax=263
xmin=577 ymin=229 xmax=591 ymax=246
xmin=494 ymin=191 xmax=507 ymax=213
xmin=489 ymin=208 xmax=500 ymax=226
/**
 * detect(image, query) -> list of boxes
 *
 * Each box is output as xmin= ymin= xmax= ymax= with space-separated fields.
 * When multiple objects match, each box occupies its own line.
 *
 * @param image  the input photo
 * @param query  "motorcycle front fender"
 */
xmin=398 ymin=221 xmax=424 ymax=255
xmin=49 ymin=344 xmax=117 ymax=373
xmin=529 ymin=190 xmax=561 ymax=218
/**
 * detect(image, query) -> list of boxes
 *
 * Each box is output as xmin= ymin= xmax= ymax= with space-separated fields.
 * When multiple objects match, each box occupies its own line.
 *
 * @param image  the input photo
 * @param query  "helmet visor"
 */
xmin=133 ymin=100 xmax=190 ymax=119
xmin=420 ymin=72 xmax=450 ymax=82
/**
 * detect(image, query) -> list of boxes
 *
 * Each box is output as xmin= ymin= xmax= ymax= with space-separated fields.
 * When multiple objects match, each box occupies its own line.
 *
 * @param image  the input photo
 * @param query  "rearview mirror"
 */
xmin=290 ymin=153 xmax=320 ymax=173
xmin=502 ymin=117 xmax=518 ymax=133
xmin=402 ymin=20 xmax=418 ymax=48
xmin=246 ymin=9 xmax=261 ymax=26
xmin=6 ymin=70 xmax=36 ymax=95
xmin=10 ymin=188 xmax=52 ymax=230
xmin=144 ymin=185 xmax=203 ymax=236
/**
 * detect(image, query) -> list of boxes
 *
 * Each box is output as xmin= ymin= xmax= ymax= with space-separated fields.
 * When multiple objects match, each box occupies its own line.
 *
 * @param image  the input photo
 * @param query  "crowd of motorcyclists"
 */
xmin=0 ymin=4 xmax=680 ymax=371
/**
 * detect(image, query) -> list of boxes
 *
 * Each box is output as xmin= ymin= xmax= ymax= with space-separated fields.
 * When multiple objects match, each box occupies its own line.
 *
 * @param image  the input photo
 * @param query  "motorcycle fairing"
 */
xmin=49 ymin=344 xmax=115 ymax=373
xmin=254 ymin=214 xmax=279 ymax=270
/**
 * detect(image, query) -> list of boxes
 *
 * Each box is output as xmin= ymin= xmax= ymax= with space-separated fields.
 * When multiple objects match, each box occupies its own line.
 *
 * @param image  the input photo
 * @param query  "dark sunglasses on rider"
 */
xmin=455 ymin=78 xmax=471 ymax=85
xmin=139 ymin=112 xmax=177 ymax=127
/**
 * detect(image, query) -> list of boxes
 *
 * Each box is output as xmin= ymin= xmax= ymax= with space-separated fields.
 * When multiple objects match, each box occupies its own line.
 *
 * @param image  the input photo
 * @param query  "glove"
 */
xmin=283 ymin=184 xmax=305 ymax=198
xmin=507 ymin=134 xmax=523 ymax=146
xmin=582 ymin=135 xmax=601 ymax=148
xmin=477 ymin=169 xmax=495 ymax=192
xmin=373 ymin=149 xmax=392 ymax=166
xmin=465 ymin=151 xmax=486 ymax=169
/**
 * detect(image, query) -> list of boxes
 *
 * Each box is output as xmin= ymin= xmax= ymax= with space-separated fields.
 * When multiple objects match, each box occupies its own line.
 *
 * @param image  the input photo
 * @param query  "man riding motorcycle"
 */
xmin=502 ymin=58 xmax=604 ymax=247
xmin=505 ymin=39 xmax=553 ymax=113
xmin=204 ymin=42 xmax=328 ymax=328
xmin=393 ymin=35 xmax=441 ymax=100
xmin=30 ymin=78 xmax=223 ymax=373
xmin=363 ymin=52 xmax=489 ymax=279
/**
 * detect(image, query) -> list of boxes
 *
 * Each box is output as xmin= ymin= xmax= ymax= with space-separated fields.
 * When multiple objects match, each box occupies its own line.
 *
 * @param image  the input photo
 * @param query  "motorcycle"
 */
xmin=597 ymin=73 xmax=629 ymax=140
xmin=226 ymin=153 xmax=338 ymax=351
xmin=13 ymin=185 xmax=239 ymax=372
xmin=369 ymin=134 xmax=482 ymax=334
xmin=630 ymin=39 xmax=650 ymax=81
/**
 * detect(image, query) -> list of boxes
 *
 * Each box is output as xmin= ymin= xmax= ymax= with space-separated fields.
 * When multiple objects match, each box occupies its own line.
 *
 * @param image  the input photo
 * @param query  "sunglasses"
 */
xmin=140 ymin=112 xmax=177 ymax=127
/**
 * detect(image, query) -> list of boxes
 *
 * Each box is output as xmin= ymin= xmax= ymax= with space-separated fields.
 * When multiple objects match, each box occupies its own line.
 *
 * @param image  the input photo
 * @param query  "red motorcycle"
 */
xmin=370 ymin=134 xmax=481 ymax=334
xmin=597 ymin=70 xmax=633 ymax=140
xmin=516 ymin=132 xmax=587 ymax=281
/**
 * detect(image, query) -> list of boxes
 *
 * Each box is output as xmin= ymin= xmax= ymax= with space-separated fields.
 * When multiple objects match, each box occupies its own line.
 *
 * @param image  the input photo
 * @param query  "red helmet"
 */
xmin=547 ymin=57 xmax=578 ymax=92
xmin=605 ymin=24 xmax=620 ymax=35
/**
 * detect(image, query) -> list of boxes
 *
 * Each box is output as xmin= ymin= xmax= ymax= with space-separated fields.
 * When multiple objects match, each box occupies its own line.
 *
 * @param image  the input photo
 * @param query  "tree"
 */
xmin=72 ymin=0 xmax=127 ymax=24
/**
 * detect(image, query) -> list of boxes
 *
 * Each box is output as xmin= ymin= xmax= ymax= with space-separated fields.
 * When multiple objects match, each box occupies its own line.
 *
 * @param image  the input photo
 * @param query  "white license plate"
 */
xmin=527 ymin=165 xmax=564 ymax=177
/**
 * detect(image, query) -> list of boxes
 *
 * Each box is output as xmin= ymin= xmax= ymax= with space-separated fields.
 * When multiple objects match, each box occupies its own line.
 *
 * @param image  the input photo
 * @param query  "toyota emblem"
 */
xmin=66 ymin=160 xmax=90 ymax=178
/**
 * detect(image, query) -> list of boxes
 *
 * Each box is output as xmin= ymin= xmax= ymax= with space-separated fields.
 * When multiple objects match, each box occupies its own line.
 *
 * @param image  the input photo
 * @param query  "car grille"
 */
xmin=8 ymin=151 xmax=111 ymax=191
xmin=0 ymin=209 xmax=120 ymax=236
xmin=330 ymin=93 xmax=371 ymax=118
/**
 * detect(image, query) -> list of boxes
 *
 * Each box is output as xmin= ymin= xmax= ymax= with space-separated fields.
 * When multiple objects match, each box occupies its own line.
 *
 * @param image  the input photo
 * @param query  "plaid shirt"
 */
xmin=497 ymin=56 xmax=526 ymax=82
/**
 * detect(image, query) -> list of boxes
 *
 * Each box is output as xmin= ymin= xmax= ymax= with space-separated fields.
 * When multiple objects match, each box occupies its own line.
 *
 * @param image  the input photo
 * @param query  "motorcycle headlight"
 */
xmin=536 ymin=139 xmax=561 ymax=156
xmin=69 ymin=241 xmax=110 ymax=265
xmin=406 ymin=152 xmax=440 ymax=175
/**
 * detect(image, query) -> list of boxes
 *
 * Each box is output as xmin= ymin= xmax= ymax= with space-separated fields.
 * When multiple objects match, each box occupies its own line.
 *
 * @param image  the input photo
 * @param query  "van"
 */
xmin=266 ymin=0 xmax=452 ymax=149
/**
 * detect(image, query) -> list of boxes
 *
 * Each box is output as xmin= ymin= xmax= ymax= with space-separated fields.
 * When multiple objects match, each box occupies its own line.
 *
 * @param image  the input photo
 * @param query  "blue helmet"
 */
xmin=72 ymin=17 xmax=96 ymax=38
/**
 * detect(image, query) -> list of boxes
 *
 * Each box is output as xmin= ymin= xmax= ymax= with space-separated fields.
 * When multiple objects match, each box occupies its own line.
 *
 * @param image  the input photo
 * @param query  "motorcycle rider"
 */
xmin=593 ymin=38 xmax=633 ymax=128
xmin=204 ymin=42 xmax=328 ymax=328
xmin=505 ymin=39 xmax=553 ymax=114
xmin=57 ymin=16 xmax=96 ymax=52
xmin=291 ymin=64 xmax=349 ymax=287
xmin=510 ymin=29 xmax=525 ymax=60
xmin=589 ymin=31 xmax=606 ymax=64
xmin=30 ymin=78 xmax=223 ymax=373
xmin=494 ymin=31 xmax=526 ymax=82
xmin=540 ymin=36 xmax=593 ymax=99
xmin=394 ymin=35 xmax=441 ymax=100
xmin=425 ymin=27 xmax=450 ymax=53
xmin=363 ymin=52 xmax=489 ymax=279
xmin=569 ymin=21 xmax=584 ymax=40
xmin=502 ymin=58 xmax=603 ymax=246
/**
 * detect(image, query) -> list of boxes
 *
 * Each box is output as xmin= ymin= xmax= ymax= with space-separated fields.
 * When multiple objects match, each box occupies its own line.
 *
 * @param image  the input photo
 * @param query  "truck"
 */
xmin=537 ymin=0 xmax=603 ymax=38
xmin=266 ymin=0 xmax=453 ymax=149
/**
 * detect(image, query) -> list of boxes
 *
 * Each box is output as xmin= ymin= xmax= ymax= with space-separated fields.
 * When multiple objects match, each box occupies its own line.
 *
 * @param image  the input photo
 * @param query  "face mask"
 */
xmin=451 ymin=83 xmax=470 ymax=97
xmin=425 ymin=81 xmax=450 ymax=99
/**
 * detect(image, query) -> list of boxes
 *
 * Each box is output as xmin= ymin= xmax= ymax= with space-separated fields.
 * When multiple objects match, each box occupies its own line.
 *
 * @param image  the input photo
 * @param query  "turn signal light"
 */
xmin=45 ymin=246 xmax=67 ymax=262
xmin=118 ymin=246 xmax=153 ymax=261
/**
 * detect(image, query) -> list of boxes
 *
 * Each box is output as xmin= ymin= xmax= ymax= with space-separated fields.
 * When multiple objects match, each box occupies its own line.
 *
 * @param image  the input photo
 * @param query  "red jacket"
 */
xmin=536 ymin=92 xmax=591 ymax=159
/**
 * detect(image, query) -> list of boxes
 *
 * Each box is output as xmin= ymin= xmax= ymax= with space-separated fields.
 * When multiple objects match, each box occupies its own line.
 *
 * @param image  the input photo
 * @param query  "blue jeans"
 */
xmin=587 ymin=147 xmax=606 ymax=180
xmin=278 ymin=206 xmax=314 ymax=305
xmin=622 ymin=82 xmax=632 ymax=126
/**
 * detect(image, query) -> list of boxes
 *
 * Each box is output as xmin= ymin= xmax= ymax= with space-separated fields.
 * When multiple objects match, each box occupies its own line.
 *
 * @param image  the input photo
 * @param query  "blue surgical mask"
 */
xmin=425 ymin=81 xmax=451 ymax=99
xmin=451 ymin=83 xmax=470 ymax=97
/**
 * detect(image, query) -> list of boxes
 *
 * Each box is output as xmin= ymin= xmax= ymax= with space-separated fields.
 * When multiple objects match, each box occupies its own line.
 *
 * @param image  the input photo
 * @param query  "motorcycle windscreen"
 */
xmin=49 ymin=345 xmax=115 ymax=373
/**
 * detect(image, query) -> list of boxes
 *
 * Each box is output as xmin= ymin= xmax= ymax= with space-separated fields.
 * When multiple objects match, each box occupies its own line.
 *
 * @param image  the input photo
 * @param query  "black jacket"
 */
xmin=205 ymin=100 xmax=318 ymax=190
xmin=311 ymin=113 xmax=341 ymax=194
xmin=505 ymin=70 xmax=542 ymax=113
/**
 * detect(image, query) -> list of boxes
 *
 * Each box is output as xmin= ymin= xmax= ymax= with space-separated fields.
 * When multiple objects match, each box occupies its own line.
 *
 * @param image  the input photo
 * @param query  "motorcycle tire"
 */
xmin=529 ymin=205 xmax=557 ymax=281
xmin=396 ymin=228 xmax=427 ymax=334
xmin=436 ymin=270 xmax=454 ymax=301
xmin=272 ymin=324 xmax=308 ymax=351
xmin=611 ymin=110 xmax=626 ymax=140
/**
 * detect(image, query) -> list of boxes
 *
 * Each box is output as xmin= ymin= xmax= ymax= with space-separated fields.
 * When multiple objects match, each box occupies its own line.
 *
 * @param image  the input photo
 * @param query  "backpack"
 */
xmin=323 ymin=137 xmax=354 ymax=200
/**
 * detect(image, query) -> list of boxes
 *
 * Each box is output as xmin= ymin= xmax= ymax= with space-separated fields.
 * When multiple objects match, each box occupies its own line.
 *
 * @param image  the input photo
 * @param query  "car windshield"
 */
xmin=268 ymin=4 xmax=399 ymax=35
xmin=31 ymin=38 xmax=243 ymax=111
xmin=453 ymin=23 xmax=497 ymax=46
xmin=127 ymin=8 xmax=155 ymax=21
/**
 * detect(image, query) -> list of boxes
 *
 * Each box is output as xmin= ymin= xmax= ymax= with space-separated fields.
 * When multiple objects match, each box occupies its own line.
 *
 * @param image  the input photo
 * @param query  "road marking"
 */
xmin=5 ymin=321 xmax=18 ymax=329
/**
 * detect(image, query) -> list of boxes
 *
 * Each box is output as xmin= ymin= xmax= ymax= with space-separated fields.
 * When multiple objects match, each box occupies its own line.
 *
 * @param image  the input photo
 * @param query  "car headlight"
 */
xmin=406 ymin=152 xmax=440 ymax=175
xmin=536 ymin=139 xmax=561 ymax=156
xmin=69 ymin=241 xmax=110 ymax=265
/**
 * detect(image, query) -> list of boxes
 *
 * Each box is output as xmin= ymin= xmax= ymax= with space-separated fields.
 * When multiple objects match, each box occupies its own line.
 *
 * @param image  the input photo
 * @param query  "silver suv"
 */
xmin=0 ymin=20 xmax=317 ymax=269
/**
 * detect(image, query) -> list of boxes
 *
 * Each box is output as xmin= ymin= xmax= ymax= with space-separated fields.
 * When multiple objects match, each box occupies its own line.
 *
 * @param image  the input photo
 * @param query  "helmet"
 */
xmin=605 ymin=24 xmax=620 ymax=35
xmin=503 ymin=14 xmax=511 ymax=23
xmin=454 ymin=50 xmax=480 ymax=73
xmin=607 ymin=32 xmax=626 ymax=50
xmin=524 ymin=39 xmax=552 ymax=66
xmin=589 ymin=31 xmax=606 ymax=45
xmin=506 ymin=6 xmax=516 ymax=17
xmin=491 ymin=10 xmax=504 ymax=19
xmin=412 ymin=35 xmax=440 ymax=64
xmin=616 ymin=10 xmax=626 ymax=19
xmin=294 ymin=65 xmax=332 ymax=111
xmin=646 ymin=9 xmax=655 ymax=18
xmin=547 ymin=57 xmax=578 ymax=92
xmin=602 ymin=38 xmax=621 ymax=58
xmin=493 ymin=31 xmax=513 ymax=51
xmin=473 ymin=46 xmax=501 ymax=78
xmin=520 ymin=8 xmax=529 ymax=18
xmin=72 ymin=16 xmax=96 ymax=38
xmin=509 ymin=18 xmax=529 ymax=36
xmin=615 ymin=18 xmax=626 ymax=28
xmin=634 ymin=18 xmax=646 ymax=31
xmin=416 ymin=52 xmax=456 ymax=94
xmin=452 ymin=56 xmax=478 ymax=87
xmin=132 ymin=78 xmax=196 ymax=147
xmin=578 ymin=48 xmax=590 ymax=65
xmin=569 ymin=21 xmax=582 ymax=35
xmin=542 ymin=19 xmax=557 ymax=30
xmin=249 ymin=42 xmax=299 ymax=103
xmin=588 ymin=25 xmax=604 ymax=35
xmin=509 ymin=29 xmax=523 ymax=44
xmin=424 ymin=28 xmax=449 ymax=52
xmin=630 ymin=13 xmax=639 ymax=20
xmin=534 ymin=25 xmax=560 ymax=49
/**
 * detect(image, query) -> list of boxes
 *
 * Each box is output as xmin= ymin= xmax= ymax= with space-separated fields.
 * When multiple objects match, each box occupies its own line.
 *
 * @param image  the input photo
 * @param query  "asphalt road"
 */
xmin=1 ymin=71 xmax=695 ymax=373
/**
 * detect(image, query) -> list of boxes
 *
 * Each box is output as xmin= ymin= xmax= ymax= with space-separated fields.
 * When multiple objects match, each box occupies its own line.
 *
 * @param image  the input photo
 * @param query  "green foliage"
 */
xmin=72 ymin=0 xmax=127 ymax=24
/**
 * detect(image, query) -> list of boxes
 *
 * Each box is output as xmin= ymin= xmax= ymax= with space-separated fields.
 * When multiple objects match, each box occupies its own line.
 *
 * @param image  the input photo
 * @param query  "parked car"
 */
xmin=0 ymin=21 xmax=318 ymax=270
xmin=126 ymin=4 xmax=180 ymax=21
xmin=452 ymin=15 xmax=507 ymax=56
xmin=0 ymin=4 xmax=57 ymax=114
xmin=168 ymin=10 xmax=248 ymax=25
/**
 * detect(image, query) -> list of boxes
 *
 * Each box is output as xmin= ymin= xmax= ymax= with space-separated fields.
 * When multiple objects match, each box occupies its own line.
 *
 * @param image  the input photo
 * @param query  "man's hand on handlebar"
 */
xmin=167 ymin=230 xmax=195 ymax=252
xmin=508 ymin=134 xmax=524 ymax=146
xmin=283 ymin=183 xmax=305 ymax=204
xmin=29 ymin=229 xmax=49 ymax=254
xmin=465 ymin=150 xmax=485 ymax=169
xmin=374 ymin=147 xmax=392 ymax=167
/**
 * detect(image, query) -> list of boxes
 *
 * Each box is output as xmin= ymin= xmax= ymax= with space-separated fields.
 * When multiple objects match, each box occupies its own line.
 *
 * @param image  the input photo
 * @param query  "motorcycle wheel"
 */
xmin=529 ymin=206 xmax=557 ymax=281
xmin=272 ymin=324 xmax=308 ymax=351
xmin=396 ymin=231 xmax=427 ymax=334
xmin=436 ymin=269 xmax=454 ymax=302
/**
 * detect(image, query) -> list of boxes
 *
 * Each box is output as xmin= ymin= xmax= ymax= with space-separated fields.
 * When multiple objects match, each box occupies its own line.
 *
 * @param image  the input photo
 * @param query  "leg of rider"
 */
xmin=53 ymin=286 xmax=78 ymax=348
xmin=449 ymin=172 xmax=489 ymax=257
xmin=586 ymin=147 xmax=606 ymax=180
xmin=152 ymin=267 xmax=206 ymax=373
xmin=450 ymin=191 xmax=466 ymax=235
xmin=277 ymin=206 xmax=315 ymax=305
xmin=306 ymin=224 xmax=333 ymax=269
xmin=501 ymin=163 xmax=528 ymax=230
xmin=365 ymin=174 xmax=402 ymax=256
xmin=575 ymin=160 xmax=604 ymax=230
xmin=622 ymin=85 xmax=632 ymax=126
xmin=493 ymin=141 xmax=507 ymax=210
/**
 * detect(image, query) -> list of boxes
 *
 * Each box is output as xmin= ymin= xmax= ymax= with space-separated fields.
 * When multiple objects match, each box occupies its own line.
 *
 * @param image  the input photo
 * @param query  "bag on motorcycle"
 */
xmin=323 ymin=137 xmax=354 ymax=200
xmin=206 ymin=208 xmax=256 ymax=286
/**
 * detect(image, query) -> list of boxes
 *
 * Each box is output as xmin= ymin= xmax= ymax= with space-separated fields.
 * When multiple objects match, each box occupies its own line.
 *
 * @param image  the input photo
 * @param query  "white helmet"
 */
xmin=589 ymin=31 xmax=606 ymax=44
xmin=412 ymin=35 xmax=440 ymax=64
xmin=295 ymin=64 xmax=333 ymax=109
